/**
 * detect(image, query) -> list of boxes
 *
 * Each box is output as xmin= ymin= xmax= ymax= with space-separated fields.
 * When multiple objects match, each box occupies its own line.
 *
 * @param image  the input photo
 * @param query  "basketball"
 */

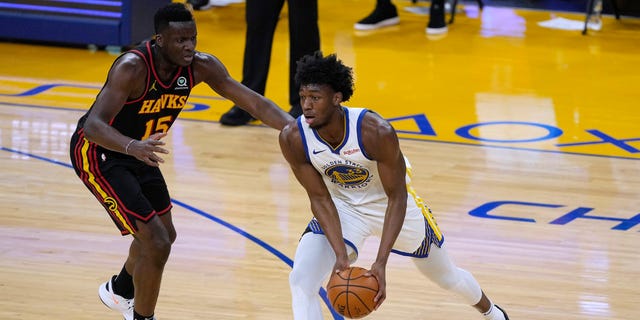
xmin=326 ymin=266 xmax=379 ymax=319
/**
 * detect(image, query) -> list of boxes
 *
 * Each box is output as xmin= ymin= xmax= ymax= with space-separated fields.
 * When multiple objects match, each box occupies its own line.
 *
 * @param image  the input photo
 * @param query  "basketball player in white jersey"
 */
xmin=279 ymin=51 xmax=510 ymax=320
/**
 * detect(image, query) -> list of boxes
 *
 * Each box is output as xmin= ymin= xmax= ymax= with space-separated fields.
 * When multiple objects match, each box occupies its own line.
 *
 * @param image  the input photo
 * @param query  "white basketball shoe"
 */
xmin=98 ymin=275 xmax=134 ymax=320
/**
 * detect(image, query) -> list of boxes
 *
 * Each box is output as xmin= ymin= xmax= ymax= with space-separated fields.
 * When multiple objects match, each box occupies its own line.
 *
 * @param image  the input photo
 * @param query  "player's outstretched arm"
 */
xmin=194 ymin=52 xmax=293 ymax=130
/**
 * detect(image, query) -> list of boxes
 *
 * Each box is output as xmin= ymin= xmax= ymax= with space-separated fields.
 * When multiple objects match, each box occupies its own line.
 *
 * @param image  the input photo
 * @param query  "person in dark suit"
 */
xmin=219 ymin=0 xmax=320 ymax=126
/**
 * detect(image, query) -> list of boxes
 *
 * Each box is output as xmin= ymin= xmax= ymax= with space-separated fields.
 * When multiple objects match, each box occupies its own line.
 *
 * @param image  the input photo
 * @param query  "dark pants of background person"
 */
xmin=222 ymin=0 xmax=320 ymax=124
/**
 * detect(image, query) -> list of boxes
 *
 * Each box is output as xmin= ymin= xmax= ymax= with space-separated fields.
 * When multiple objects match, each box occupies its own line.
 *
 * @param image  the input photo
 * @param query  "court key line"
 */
xmin=0 ymin=145 xmax=344 ymax=320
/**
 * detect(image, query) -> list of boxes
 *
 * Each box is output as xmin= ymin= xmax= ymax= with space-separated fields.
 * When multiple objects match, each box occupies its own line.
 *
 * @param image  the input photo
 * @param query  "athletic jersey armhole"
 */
xmin=124 ymin=48 xmax=151 ymax=104
xmin=296 ymin=118 xmax=311 ymax=163
xmin=357 ymin=108 xmax=373 ymax=160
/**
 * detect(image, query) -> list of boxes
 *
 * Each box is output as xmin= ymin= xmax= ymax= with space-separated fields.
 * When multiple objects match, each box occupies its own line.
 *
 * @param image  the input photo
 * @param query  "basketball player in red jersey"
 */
xmin=69 ymin=4 xmax=292 ymax=320
xmin=279 ymin=52 xmax=509 ymax=320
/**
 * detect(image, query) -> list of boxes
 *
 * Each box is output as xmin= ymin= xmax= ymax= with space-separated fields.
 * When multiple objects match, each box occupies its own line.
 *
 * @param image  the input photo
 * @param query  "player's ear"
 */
xmin=155 ymin=34 xmax=163 ymax=47
xmin=334 ymin=92 xmax=343 ymax=105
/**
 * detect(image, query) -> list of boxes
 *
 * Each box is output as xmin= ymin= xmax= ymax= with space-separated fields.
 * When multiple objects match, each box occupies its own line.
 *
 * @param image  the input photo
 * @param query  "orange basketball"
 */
xmin=326 ymin=266 xmax=379 ymax=319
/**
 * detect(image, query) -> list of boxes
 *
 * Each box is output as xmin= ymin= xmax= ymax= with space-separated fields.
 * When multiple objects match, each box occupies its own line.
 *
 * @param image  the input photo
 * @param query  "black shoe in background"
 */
xmin=426 ymin=0 xmax=448 ymax=34
xmin=220 ymin=106 xmax=254 ymax=126
xmin=354 ymin=4 xmax=399 ymax=30
xmin=187 ymin=0 xmax=211 ymax=11
xmin=288 ymin=104 xmax=303 ymax=119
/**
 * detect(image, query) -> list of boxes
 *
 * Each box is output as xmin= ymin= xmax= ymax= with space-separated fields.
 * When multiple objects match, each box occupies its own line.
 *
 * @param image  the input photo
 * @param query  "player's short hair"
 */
xmin=154 ymin=3 xmax=194 ymax=34
xmin=295 ymin=51 xmax=354 ymax=102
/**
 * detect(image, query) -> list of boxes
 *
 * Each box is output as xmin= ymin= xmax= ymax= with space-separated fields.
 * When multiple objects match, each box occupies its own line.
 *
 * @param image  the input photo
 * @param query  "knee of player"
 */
xmin=147 ymin=236 xmax=173 ymax=263
xmin=414 ymin=260 xmax=460 ymax=289
xmin=432 ymin=272 xmax=461 ymax=290
xmin=167 ymin=228 xmax=177 ymax=244
xmin=289 ymin=267 xmax=316 ymax=292
xmin=289 ymin=266 xmax=303 ymax=286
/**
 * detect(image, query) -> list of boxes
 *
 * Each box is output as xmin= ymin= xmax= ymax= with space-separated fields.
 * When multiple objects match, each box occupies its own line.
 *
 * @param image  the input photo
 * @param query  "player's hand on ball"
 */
xmin=368 ymin=261 xmax=387 ymax=310
xmin=327 ymin=266 xmax=379 ymax=319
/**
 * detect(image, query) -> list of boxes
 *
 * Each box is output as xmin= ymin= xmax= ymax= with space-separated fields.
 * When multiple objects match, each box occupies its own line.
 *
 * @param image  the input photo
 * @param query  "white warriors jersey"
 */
xmin=298 ymin=107 xmax=444 ymax=255
xmin=298 ymin=107 xmax=420 ymax=218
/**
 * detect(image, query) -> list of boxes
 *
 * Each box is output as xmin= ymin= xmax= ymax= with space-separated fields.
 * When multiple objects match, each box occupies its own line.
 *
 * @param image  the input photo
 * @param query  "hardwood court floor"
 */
xmin=1 ymin=1 xmax=639 ymax=319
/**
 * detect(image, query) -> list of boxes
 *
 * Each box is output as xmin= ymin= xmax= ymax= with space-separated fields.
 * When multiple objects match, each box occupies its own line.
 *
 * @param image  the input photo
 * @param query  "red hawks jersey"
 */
xmin=77 ymin=41 xmax=194 ymax=157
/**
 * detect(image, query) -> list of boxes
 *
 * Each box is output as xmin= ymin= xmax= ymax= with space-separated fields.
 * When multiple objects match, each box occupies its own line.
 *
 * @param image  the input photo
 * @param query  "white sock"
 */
xmin=483 ymin=303 xmax=506 ymax=320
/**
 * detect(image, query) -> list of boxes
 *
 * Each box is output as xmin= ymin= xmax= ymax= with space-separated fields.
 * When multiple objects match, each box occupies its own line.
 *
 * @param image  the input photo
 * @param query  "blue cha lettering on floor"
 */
xmin=387 ymin=114 xmax=640 ymax=158
xmin=469 ymin=200 xmax=640 ymax=231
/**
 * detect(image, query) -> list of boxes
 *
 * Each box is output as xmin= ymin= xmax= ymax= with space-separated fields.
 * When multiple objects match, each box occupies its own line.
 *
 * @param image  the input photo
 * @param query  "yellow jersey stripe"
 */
xmin=80 ymin=139 xmax=135 ymax=235
xmin=406 ymin=165 xmax=443 ymax=241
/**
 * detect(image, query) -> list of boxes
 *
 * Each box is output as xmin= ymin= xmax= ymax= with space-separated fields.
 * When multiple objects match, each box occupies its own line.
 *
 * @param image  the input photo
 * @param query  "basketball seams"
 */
xmin=331 ymin=291 xmax=346 ymax=306
xmin=349 ymin=285 xmax=378 ymax=292
xmin=327 ymin=266 xmax=379 ymax=318
xmin=348 ymin=292 xmax=373 ymax=312
xmin=328 ymin=284 xmax=377 ymax=292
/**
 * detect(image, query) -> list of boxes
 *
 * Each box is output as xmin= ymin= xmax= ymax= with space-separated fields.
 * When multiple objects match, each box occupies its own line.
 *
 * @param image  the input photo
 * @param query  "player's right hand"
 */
xmin=128 ymin=132 xmax=170 ymax=167
xmin=333 ymin=256 xmax=351 ymax=274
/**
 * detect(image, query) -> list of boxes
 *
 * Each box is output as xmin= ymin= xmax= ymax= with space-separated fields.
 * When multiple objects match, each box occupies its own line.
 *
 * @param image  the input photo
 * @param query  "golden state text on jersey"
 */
xmin=322 ymin=159 xmax=372 ymax=189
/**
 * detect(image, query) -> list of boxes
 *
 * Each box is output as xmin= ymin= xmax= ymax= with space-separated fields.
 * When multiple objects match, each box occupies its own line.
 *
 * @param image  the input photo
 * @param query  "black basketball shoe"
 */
xmin=187 ymin=0 xmax=211 ymax=11
xmin=354 ymin=4 xmax=399 ymax=30
xmin=220 ymin=106 xmax=254 ymax=126
xmin=426 ymin=0 xmax=448 ymax=34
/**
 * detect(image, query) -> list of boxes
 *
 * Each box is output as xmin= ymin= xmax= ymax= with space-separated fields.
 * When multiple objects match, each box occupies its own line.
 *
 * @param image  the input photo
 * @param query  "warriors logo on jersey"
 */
xmin=299 ymin=107 xmax=386 ymax=204
xmin=324 ymin=162 xmax=371 ymax=188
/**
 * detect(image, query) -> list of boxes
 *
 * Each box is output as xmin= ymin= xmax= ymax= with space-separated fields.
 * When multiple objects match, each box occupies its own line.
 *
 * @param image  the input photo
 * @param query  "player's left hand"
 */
xmin=128 ymin=132 xmax=169 ymax=167
xmin=367 ymin=261 xmax=387 ymax=310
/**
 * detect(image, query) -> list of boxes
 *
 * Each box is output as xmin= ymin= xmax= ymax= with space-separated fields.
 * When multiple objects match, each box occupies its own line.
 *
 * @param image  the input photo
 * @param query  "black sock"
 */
xmin=134 ymin=310 xmax=154 ymax=320
xmin=112 ymin=264 xmax=134 ymax=299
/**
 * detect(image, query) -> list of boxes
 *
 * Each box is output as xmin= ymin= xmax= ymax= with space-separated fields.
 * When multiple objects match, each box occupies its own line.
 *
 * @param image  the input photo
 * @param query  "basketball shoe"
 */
xmin=220 ymin=104 xmax=301 ymax=125
xmin=187 ymin=0 xmax=244 ymax=10
xmin=495 ymin=305 xmax=510 ymax=320
xmin=354 ymin=4 xmax=400 ymax=30
xmin=99 ymin=275 xmax=134 ymax=320
xmin=426 ymin=0 xmax=448 ymax=35
xmin=186 ymin=0 xmax=210 ymax=10
xmin=219 ymin=106 xmax=255 ymax=126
